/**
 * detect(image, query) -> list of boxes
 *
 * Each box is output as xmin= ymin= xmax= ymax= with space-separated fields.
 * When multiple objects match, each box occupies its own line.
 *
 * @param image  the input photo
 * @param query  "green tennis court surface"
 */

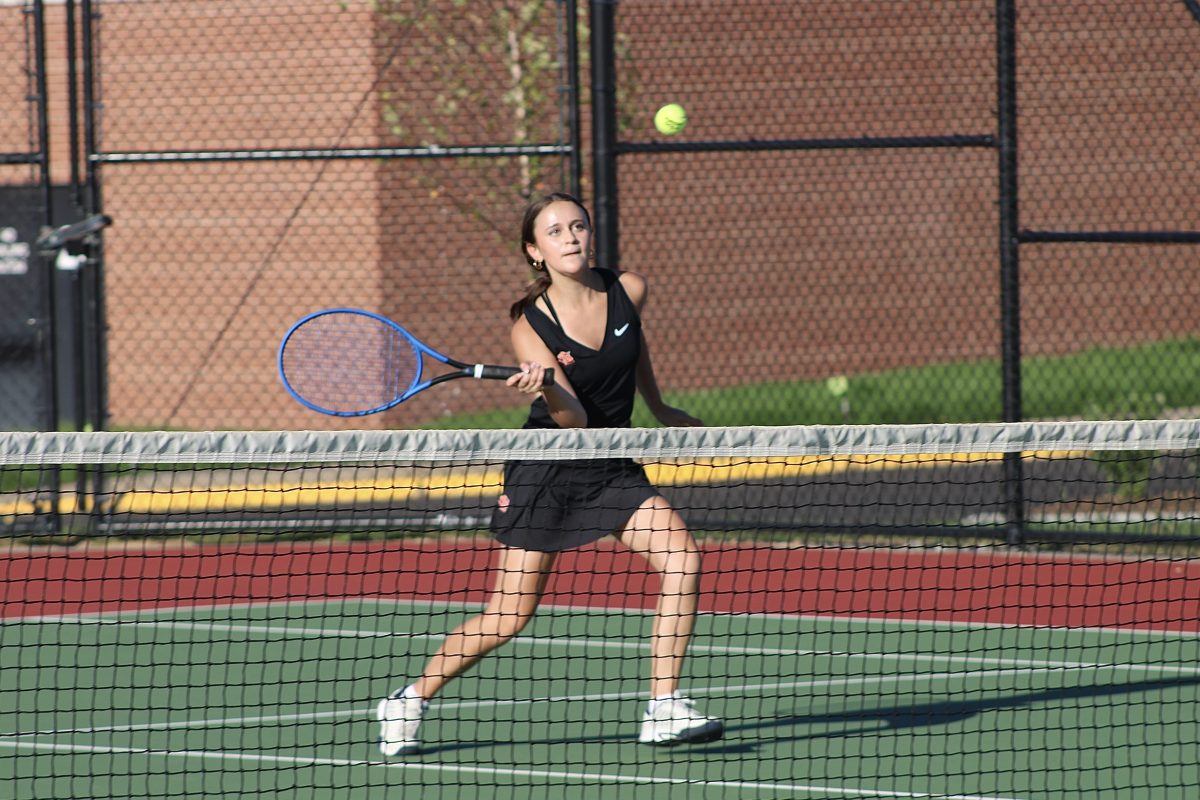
xmin=3 ymin=598 xmax=1198 ymax=799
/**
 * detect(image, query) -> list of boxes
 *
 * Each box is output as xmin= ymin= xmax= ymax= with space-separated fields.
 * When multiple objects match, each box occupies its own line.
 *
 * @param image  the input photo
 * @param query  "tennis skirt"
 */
xmin=489 ymin=458 xmax=659 ymax=552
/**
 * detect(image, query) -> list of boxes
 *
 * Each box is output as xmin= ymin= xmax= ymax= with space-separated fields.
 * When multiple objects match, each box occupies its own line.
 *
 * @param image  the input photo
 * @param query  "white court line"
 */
xmin=9 ymin=594 xmax=1200 ymax=639
xmin=0 ymin=736 xmax=1030 ymax=800
xmin=2 ymin=663 xmax=1187 ymax=738
xmin=369 ymin=596 xmax=1200 ymax=639
xmin=0 ymin=738 xmax=1026 ymax=800
xmin=13 ymin=615 xmax=1200 ymax=678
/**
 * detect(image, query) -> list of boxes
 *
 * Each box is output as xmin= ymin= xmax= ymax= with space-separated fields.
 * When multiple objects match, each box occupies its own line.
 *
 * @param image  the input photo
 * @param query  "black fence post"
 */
xmin=29 ymin=0 xmax=64 ymax=534
xmin=995 ymin=0 xmax=1025 ymax=546
xmin=81 ymin=0 xmax=109 ymax=434
xmin=32 ymin=0 xmax=59 ymax=434
xmin=564 ymin=0 xmax=583 ymax=198
xmin=589 ymin=0 xmax=619 ymax=269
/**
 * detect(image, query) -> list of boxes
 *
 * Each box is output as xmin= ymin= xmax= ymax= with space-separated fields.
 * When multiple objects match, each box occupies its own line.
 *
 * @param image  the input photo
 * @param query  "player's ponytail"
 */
xmin=510 ymin=272 xmax=553 ymax=321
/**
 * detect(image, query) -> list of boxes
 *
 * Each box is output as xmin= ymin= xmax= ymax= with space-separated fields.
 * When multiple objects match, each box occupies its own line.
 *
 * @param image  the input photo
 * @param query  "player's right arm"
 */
xmin=509 ymin=315 xmax=587 ymax=428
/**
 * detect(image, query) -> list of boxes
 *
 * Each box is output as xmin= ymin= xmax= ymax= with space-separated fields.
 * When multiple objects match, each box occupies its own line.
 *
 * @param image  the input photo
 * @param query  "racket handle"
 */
xmin=476 ymin=365 xmax=556 ymax=386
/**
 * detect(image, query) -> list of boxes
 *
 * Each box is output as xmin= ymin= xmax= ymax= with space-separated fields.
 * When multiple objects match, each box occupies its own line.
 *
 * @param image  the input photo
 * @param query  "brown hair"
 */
xmin=509 ymin=192 xmax=592 ymax=321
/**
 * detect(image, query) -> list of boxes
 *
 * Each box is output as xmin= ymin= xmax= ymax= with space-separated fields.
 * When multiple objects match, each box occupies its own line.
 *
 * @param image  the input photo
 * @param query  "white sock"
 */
xmin=647 ymin=693 xmax=678 ymax=714
xmin=392 ymin=685 xmax=428 ymax=706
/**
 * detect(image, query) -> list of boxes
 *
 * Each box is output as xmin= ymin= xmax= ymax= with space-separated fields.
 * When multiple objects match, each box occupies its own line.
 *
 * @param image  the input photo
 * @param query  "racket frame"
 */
xmin=278 ymin=307 xmax=553 ymax=417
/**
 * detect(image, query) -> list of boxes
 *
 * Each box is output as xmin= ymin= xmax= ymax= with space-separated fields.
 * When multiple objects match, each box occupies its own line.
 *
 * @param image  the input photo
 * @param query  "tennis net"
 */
xmin=2 ymin=420 xmax=1199 ymax=799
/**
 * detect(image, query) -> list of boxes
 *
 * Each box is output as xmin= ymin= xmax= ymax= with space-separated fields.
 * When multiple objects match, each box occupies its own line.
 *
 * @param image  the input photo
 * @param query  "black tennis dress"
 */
xmin=489 ymin=268 xmax=660 ymax=552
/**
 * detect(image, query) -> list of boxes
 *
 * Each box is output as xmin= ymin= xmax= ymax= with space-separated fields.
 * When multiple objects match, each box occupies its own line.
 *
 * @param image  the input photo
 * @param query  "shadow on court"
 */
xmin=410 ymin=676 xmax=1200 ymax=758
xmin=703 ymin=675 xmax=1200 ymax=755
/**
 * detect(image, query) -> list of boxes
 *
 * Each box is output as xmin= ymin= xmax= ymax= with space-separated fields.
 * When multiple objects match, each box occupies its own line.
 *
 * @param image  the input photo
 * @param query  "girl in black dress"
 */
xmin=378 ymin=192 xmax=723 ymax=755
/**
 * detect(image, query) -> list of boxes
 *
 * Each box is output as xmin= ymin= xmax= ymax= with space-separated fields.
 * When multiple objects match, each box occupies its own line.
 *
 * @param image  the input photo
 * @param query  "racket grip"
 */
xmin=476 ymin=365 xmax=556 ymax=386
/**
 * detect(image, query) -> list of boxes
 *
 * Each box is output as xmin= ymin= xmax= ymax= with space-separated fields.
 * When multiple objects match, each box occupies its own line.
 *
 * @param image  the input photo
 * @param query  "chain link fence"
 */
xmin=609 ymin=0 xmax=1200 ymax=428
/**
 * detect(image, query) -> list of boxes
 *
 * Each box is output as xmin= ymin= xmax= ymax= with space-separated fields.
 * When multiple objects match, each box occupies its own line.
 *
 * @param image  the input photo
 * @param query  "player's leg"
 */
xmin=417 ymin=545 xmax=557 ymax=696
xmin=614 ymin=496 xmax=701 ymax=695
xmin=613 ymin=495 xmax=723 ymax=745
xmin=378 ymin=545 xmax=557 ymax=755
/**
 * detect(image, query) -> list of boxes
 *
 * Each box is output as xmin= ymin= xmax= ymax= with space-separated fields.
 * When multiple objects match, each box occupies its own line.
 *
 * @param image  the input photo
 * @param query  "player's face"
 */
xmin=527 ymin=201 xmax=591 ymax=277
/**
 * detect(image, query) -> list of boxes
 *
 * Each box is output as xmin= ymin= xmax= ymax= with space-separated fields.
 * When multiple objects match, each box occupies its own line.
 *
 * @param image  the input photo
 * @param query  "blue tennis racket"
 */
xmin=279 ymin=308 xmax=554 ymax=417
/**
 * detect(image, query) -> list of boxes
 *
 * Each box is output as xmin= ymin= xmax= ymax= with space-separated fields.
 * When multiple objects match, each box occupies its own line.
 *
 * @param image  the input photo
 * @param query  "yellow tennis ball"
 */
xmin=654 ymin=103 xmax=688 ymax=135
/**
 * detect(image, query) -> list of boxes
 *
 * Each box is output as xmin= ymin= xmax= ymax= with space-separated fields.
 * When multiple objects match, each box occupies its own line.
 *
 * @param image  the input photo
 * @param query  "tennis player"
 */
xmin=377 ymin=192 xmax=724 ymax=755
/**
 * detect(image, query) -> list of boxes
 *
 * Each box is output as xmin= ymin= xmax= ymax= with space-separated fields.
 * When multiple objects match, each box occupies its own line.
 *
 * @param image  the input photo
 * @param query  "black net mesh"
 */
xmin=2 ymin=422 xmax=1200 ymax=797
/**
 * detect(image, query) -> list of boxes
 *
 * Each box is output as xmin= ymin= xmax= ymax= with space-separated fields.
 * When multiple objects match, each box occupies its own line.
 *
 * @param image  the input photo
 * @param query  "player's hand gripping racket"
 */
xmin=279 ymin=308 xmax=554 ymax=416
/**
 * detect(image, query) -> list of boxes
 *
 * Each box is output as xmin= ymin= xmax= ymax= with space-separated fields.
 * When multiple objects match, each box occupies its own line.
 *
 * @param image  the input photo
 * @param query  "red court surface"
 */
xmin=4 ymin=540 xmax=1198 ymax=632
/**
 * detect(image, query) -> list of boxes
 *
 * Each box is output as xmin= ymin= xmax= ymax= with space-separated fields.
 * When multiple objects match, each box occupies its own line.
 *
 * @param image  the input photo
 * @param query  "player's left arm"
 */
xmin=620 ymin=271 xmax=703 ymax=428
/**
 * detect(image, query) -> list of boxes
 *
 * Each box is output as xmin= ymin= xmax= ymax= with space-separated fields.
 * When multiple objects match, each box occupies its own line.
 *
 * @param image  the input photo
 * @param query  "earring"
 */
xmin=533 ymin=260 xmax=546 ymax=272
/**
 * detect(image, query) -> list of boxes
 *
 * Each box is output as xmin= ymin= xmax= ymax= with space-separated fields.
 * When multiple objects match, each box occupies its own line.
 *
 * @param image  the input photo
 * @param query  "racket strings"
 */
xmin=283 ymin=314 xmax=421 ymax=414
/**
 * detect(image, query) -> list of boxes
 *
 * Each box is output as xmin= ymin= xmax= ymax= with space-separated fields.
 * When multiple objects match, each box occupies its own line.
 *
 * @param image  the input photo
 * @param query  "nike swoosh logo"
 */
xmin=613 ymin=324 xmax=630 ymax=337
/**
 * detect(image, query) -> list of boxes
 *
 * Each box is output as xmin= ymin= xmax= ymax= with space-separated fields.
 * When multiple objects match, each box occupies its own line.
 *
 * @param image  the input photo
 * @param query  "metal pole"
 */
xmin=564 ymin=0 xmax=582 ymax=197
xmin=79 ymin=0 xmax=108 ymax=528
xmin=995 ymin=0 xmax=1025 ymax=546
xmin=31 ymin=0 xmax=62 ymax=533
xmin=31 ymin=0 xmax=59 ymax=432
xmin=65 ymin=0 xmax=83 ymax=209
xmin=81 ymin=0 xmax=109 ymax=433
xmin=62 ymin=0 xmax=89 ymax=437
xmin=589 ymin=0 xmax=618 ymax=269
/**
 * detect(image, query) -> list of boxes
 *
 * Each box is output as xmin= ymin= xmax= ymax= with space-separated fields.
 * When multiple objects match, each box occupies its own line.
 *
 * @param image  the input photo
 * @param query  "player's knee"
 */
xmin=661 ymin=545 xmax=702 ymax=584
xmin=484 ymin=609 xmax=536 ymax=641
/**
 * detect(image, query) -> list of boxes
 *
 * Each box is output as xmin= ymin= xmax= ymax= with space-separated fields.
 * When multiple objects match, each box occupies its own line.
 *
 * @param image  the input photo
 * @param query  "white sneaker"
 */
xmin=638 ymin=697 xmax=724 ymax=745
xmin=376 ymin=694 xmax=427 ymax=756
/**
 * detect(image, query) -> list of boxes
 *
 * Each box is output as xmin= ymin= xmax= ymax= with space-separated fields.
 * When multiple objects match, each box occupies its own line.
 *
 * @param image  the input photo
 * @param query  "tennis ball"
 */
xmin=825 ymin=376 xmax=849 ymax=398
xmin=654 ymin=103 xmax=688 ymax=135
